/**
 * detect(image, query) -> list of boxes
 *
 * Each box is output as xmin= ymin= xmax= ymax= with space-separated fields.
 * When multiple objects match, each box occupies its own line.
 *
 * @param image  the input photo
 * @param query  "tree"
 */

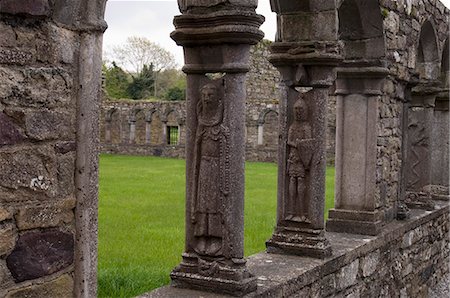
xmin=103 ymin=62 xmax=130 ymax=99
xmin=127 ymin=64 xmax=155 ymax=100
xmin=112 ymin=36 xmax=177 ymax=74
xmin=111 ymin=36 xmax=178 ymax=98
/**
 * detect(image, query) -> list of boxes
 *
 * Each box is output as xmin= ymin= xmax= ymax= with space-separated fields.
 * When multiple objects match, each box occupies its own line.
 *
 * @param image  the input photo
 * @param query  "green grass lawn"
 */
xmin=98 ymin=154 xmax=335 ymax=298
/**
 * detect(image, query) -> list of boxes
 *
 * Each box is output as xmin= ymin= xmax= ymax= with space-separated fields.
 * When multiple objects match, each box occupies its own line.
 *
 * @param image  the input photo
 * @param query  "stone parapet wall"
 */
xmin=145 ymin=203 xmax=450 ymax=297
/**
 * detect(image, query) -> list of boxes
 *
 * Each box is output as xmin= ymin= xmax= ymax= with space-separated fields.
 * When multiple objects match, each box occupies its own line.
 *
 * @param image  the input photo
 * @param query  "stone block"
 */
xmin=0 ymin=0 xmax=50 ymax=17
xmin=0 ymin=148 xmax=56 ymax=196
xmin=0 ymin=223 xmax=17 ymax=257
xmin=0 ymin=48 xmax=34 ymax=65
xmin=5 ymin=274 xmax=73 ymax=298
xmin=57 ymin=154 xmax=76 ymax=198
xmin=0 ymin=67 xmax=73 ymax=109
xmin=336 ymin=259 xmax=359 ymax=290
xmin=0 ymin=113 xmax=24 ymax=146
xmin=0 ymin=23 xmax=16 ymax=47
xmin=15 ymin=198 xmax=76 ymax=230
xmin=6 ymin=230 xmax=74 ymax=282
xmin=361 ymin=250 xmax=380 ymax=277
xmin=0 ymin=208 xmax=12 ymax=222
xmin=0 ymin=260 xmax=14 ymax=290
xmin=25 ymin=110 xmax=74 ymax=141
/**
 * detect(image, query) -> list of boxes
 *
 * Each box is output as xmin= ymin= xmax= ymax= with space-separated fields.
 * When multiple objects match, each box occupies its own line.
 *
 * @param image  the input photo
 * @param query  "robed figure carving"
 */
xmin=285 ymin=94 xmax=315 ymax=223
xmin=192 ymin=83 xmax=230 ymax=258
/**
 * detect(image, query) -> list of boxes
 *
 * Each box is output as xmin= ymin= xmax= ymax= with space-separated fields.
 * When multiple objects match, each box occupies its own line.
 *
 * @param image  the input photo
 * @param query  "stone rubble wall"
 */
xmin=0 ymin=0 xmax=92 ymax=296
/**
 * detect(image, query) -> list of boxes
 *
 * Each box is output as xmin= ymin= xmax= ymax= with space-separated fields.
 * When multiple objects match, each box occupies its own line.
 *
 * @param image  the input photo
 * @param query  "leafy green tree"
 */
xmin=127 ymin=64 xmax=155 ymax=100
xmin=165 ymin=86 xmax=185 ymax=101
xmin=103 ymin=62 xmax=130 ymax=99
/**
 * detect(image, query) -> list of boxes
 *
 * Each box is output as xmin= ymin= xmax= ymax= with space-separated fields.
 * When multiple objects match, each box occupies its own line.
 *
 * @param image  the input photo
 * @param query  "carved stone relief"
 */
xmin=285 ymin=95 xmax=315 ymax=224
xmin=192 ymin=82 xmax=230 ymax=259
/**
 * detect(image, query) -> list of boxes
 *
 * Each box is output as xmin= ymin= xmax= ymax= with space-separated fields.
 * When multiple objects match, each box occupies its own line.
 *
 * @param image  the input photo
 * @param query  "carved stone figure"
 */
xmin=192 ymin=83 xmax=230 ymax=257
xmin=285 ymin=94 xmax=314 ymax=223
xmin=406 ymin=110 xmax=429 ymax=191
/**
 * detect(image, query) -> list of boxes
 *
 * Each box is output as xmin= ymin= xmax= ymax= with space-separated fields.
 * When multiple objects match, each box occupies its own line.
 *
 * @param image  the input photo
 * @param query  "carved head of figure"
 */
xmin=201 ymin=83 xmax=220 ymax=110
xmin=294 ymin=94 xmax=308 ymax=122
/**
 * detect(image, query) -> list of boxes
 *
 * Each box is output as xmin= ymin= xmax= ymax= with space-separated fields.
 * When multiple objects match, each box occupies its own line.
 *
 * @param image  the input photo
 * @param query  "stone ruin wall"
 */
xmin=377 ymin=0 xmax=449 ymax=222
xmin=0 ymin=0 xmax=448 ymax=297
xmin=100 ymin=41 xmax=338 ymax=163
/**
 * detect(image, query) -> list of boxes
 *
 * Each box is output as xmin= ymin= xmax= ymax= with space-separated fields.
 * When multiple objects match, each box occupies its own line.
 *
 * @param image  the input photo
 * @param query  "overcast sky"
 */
xmin=104 ymin=0 xmax=450 ymax=69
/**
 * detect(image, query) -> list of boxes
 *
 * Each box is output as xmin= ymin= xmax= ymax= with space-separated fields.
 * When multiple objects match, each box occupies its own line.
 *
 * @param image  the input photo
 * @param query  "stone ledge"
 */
xmin=141 ymin=201 xmax=449 ymax=297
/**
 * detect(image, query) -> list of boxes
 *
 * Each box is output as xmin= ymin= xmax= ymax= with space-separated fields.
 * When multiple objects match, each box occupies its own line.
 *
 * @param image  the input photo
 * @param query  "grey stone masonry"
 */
xmin=169 ymin=0 xmax=264 ymax=295
xmin=265 ymin=0 xmax=341 ymax=258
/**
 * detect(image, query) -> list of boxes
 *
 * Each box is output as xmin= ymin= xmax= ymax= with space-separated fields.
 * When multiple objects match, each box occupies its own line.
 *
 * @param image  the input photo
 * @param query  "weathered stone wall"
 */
xmin=0 ymin=0 xmax=105 ymax=297
xmin=378 ymin=0 xmax=449 ymax=216
xmin=147 ymin=203 xmax=450 ymax=297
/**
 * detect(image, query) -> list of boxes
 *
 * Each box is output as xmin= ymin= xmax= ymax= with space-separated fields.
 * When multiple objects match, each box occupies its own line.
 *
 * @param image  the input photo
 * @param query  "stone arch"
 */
xmin=130 ymin=108 xmax=146 ymax=145
xmin=108 ymin=108 xmax=121 ymax=144
xmin=259 ymin=109 xmax=278 ymax=149
xmin=149 ymin=110 xmax=163 ymax=145
xmin=338 ymin=0 xmax=386 ymax=60
xmin=416 ymin=20 xmax=440 ymax=81
xmin=441 ymin=38 xmax=449 ymax=87
xmin=165 ymin=109 xmax=181 ymax=145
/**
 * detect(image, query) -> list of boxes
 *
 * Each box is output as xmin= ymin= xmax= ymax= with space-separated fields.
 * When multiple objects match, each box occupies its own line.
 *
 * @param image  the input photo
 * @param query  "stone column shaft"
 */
xmin=326 ymin=67 xmax=388 ymax=236
xmin=403 ymin=85 xmax=439 ymax=210
xmin=105 ymin=121 xmax=111 ymax=143
xmin=257 ymin=124 xmax=264 ymax=145
xmin=170 ymin=2 xmax=264 ymax=295
xmin=145 ymin=121 xmax=151 ymax=144
xmin=129 ymin=121 xmax=136 ymax=144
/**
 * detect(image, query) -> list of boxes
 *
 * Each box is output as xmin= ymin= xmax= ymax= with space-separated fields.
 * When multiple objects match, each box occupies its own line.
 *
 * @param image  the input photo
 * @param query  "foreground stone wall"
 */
xmin=147 ymin=203 xmax=450 ymax=297
xmin=0 ymin=0 xmax=105 ymax=297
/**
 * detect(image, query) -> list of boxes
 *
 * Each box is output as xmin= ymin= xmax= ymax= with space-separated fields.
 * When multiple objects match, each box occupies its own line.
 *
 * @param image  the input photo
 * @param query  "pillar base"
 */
xmin=170 ymin=253 xmax=257 ymax=297
xmin=428 ymin=185 xmax=450 ymax=201
xmin=405 ymin=191 xmax=435 ymax=211
xmin=326 ymin=209 xmax=383 ymax=236
xmin=266 ymin=227 xmax=332 ymax=259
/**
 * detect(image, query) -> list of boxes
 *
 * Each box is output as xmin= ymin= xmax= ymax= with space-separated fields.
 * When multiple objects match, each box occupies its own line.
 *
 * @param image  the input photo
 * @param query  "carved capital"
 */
xmin=269 ymin=41 xmax=343 ymax=67
xmin=335 ymin=66 xmax=389 ymax=95
xmin=171 ymin=10 xmax=264 ymax=47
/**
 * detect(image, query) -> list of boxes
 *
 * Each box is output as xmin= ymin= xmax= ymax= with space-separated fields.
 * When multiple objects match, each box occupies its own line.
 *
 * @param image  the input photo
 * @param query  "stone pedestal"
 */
xmin=170 ymin=1 xmax=263 ymax=296
xmin=403 ymin=85 xmax=438 ymax=210
xmin=326 ymin=67 xmax=388 ymax=236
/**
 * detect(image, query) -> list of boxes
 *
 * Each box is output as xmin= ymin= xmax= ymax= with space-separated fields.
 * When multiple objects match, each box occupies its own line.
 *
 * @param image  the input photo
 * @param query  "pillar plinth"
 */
xmin=170 ymin=2 xmax=263 ymax=296
xmin=326 ymin=67 xmax=388 ymax=236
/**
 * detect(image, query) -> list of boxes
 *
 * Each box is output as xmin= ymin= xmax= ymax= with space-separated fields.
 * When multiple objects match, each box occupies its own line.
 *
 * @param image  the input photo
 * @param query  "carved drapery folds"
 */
xmin=170 ymin=1 xmax=263 ymax=295
xmin=265 ymin=0 xmax=341 ymax=258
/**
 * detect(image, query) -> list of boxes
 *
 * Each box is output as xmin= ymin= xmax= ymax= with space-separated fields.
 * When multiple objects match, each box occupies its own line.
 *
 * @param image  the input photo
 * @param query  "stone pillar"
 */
xmin=161 ymin=119 xmax=167 ymax=145
xmin=145 ymin=121 xmax=152 ymax=144
xmin=265 ymin=0 xmax=341 ymax=259
xmin=430 ymin=91 xmax=449 ymax=199
xmin=170 ymin=0 xmax=264 ymax=295
xmin=105 ymin=120 xmax=112 ymax=143
xmin=403 ymin=85 xmax=438 ymax=210
xmin=129 ymin=120 xmax=136 ymax=144
xmin=326 ymin=67 xmax=388 ymax=236
xmin=257 ymin=123 xmax=264 ymax=145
